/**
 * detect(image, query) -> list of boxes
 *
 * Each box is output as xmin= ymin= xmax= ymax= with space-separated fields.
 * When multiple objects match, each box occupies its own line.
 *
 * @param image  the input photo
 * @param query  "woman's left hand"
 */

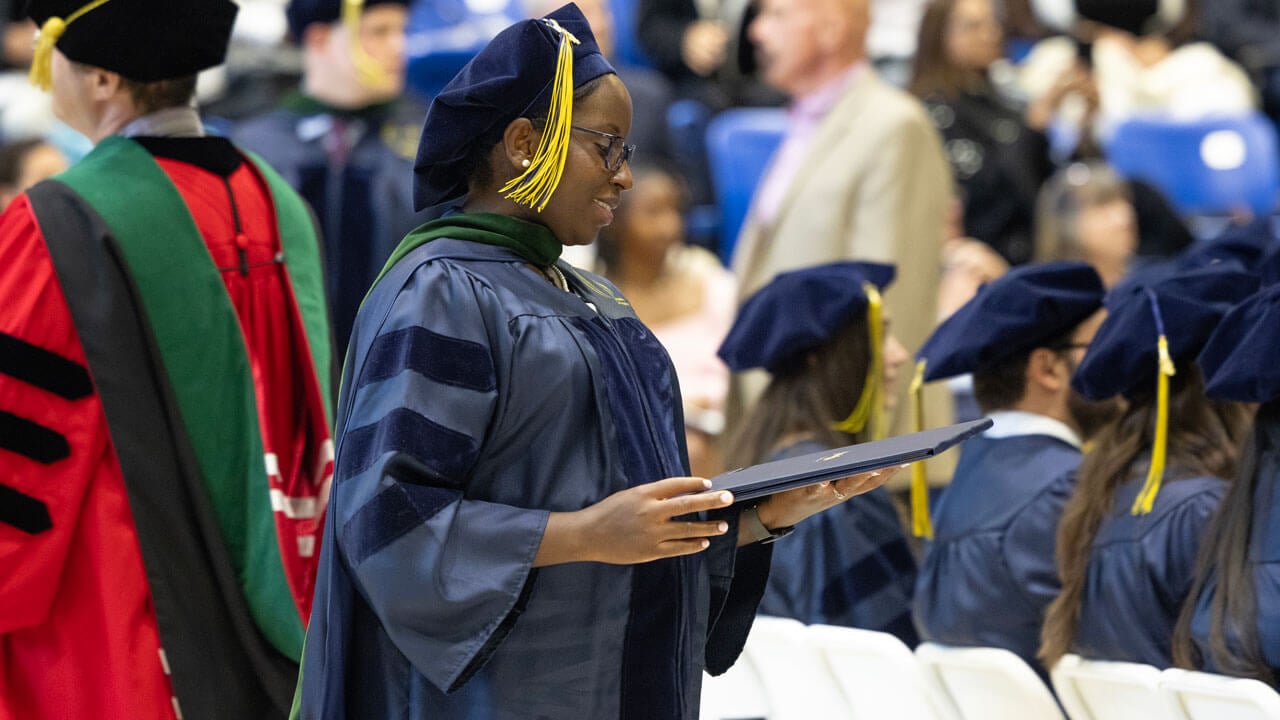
xmin=745 ymin=465 xmax=906 ymax=543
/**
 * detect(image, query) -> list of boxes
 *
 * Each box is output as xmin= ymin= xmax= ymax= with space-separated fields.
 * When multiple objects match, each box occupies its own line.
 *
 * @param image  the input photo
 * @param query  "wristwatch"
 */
xmin=742 ymin=503 xmax=795 ymax=544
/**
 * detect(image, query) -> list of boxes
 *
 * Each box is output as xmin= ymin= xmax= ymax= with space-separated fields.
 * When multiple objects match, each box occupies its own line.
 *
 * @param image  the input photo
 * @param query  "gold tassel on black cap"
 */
xmin=500 ymin=17 xmax=579 ymax=213
xmin=29 ymin=0 xmax=112 ymax=91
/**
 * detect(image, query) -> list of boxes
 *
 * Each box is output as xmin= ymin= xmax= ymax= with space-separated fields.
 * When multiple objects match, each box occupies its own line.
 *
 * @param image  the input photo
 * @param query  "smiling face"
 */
xmin=536 ymin=73 xmax=635 ymax=246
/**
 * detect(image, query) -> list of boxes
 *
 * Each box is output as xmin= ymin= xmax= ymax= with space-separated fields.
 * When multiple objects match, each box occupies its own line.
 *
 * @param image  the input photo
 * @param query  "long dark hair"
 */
xmin=723 ymin=317 xmax=872 ymax=468
xmin=1172 ymin=401 xmax=1280 ymax=683
xmin=1039 ymin=365 xmax=1252 ymax=667
xmin=909 ymin=0 xmax=990 ymax=99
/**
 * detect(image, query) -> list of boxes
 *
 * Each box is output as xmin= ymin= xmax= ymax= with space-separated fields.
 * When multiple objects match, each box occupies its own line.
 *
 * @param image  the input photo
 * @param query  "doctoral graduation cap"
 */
xmin=905 ymin=261 xmax=1104 ymax=538
xmin=285 ymin=0 xmax=408 ymax=42
xmin=915 ymin=261 xmax=1106 ymax=383
xmin=412 ymin=3 xmax=615 ymax=212
xmin=26 ymin=0 xmax=238 ymax=89
xmin=1199 ymin=282 xmax=1280 ymax=404
xmin=719 ymin=261 xmax=896 ymax=436
xmin=1073 ymin=265 xmax=1260 ymax=515
xmin=1118 ymin=219 xmax=1275 ymax=291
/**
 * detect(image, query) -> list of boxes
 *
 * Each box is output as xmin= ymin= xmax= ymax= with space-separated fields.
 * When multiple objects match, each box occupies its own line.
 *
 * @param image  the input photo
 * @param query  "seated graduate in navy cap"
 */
xmin=718 ymin=262 xmax=917 ymax=643
xmin=234 ymin=0 xmax=423 ymax=355
xmin=1040 ymin=266 xmax=1259 ymax=670
xmin=910 ymin=261 xmax=1114 ymax=676
xmin=296 ymin=6 xmax=895 ymax=718
xmin=1172 ymin=282 xmax=1280 ymax=683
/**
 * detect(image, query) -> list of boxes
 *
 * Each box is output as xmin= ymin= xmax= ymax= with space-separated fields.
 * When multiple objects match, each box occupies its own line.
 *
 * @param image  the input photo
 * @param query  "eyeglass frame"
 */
xmin=571 ymin=125 xmax=636 ymax=173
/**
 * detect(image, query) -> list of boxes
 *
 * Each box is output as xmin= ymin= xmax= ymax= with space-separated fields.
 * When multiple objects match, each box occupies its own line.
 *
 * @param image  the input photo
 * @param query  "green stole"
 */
xmin=372 ymin=212 xmax=564 ymax=293
xmin=54 ymin=136 xmax=333 ymax=661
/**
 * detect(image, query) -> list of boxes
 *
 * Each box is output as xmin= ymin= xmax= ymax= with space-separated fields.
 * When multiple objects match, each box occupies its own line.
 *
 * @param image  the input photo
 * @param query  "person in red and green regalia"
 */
xmin=0 ymin=1 xmax=335 ymax=719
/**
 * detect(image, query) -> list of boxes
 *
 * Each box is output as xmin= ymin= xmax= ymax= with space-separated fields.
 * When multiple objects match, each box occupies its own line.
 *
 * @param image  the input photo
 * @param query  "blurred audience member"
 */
xmin=637 ymin=0 xmax=779 ymax=107
xmin=732 ymin=0 xmax=951 ymax=435
xmin=0 ymin=139 xmax=67 ymax=208
xmin=1040 ymin=266 xmax=1257 ymax=669
xmin=721 ymin=262 xmax=918 ymax=644
xmin=1020 ymin=0 xmax=1256 ymax=144
xmin=234 ymin=0 xmax=422 ymax=354
xmin=911 ymin=0 xmax=1067 ymax=265
xmin=1035 ymin=161 xmax=1193 ymax=287
xmin=596 ymin=163 xmax=735 ymax=477
xmin=0 ymin=0 xmax=32 ymax=70
xmin=1035 ymin=161 xmax=1135 ymax=286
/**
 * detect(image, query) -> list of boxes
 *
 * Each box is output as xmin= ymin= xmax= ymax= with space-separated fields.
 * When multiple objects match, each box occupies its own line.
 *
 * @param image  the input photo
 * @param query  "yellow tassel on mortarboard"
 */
xmin=1131 ymin=334 xmax=1176 ymax=515
xmin=833 ymin=282 xmax=885 ymax=440
xmin=28 ymin=0 xmax=112 ymax=91
xmin=343 ymin=0 xmax=393 ymax=89
xmin=908 ymin=359 xmax=933 ymax=538
xmin=500 ymin=18 xmax=579 ymax=213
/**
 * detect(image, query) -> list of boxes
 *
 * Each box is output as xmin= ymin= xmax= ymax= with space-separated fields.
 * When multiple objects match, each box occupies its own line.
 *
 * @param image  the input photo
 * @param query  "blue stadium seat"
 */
xmin=608 ymin=0 xmax=653 ymax=68
xmin=1107 ymin=113 xmax=1280 ymax=218
xmin=705 ymin=107 xmax=787 ymax=265
xmin=404 ymin=0 xmax=523 ymax=99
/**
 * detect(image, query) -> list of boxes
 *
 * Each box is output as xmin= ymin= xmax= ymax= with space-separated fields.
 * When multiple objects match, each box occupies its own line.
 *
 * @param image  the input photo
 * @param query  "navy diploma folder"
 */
xmin=708 ymin=418 xmax=993 ymax=501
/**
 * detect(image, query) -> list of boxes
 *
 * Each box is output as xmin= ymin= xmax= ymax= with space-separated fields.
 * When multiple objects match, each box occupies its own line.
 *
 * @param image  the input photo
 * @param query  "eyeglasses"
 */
xmin=571 ymin=125 xmax=636 ymax=173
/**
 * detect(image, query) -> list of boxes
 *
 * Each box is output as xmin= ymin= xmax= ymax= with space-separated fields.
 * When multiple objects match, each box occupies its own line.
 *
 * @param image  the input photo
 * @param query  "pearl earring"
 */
xmin=521 ymin=159 xmax=531 ymax=168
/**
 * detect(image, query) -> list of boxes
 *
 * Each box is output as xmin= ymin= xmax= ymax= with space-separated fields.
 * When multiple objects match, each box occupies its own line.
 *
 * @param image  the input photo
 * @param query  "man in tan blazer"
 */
xmin=729 ymin=0 xmax=953 ymax=460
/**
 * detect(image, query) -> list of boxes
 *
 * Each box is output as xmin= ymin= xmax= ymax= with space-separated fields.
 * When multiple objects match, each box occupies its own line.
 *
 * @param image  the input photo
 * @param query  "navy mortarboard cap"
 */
xmin=412 ymin=3 xmax=614 ymax=212
xmin=1075 ymin=266 xmax=1261 ymax=402
xmin=718 ymin=261 xmax=895 ymax=374
xmin=915 ymin=261 xmax=1105 ymax=383
xmin=285 ymin=0 xmax=408 ymax=43
xmin=1199 ymin=283 xmax=1280 ymax=404
xmin=1113 ymin=222 xmax=1271 ymax=294
xmin=27 ymin=0 xmax=237 ymax=89
xmin=1074 ymin=266 xmax=1259 ymax=516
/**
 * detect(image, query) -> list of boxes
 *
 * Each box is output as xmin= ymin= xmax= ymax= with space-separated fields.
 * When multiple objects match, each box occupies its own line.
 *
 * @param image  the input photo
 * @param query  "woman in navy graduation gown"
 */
xmin=1173 ymin=282 xmax=1280 ymax=683
xmin=1039 ymin=266 xmax=1256 ymax=670
xmin=718 ymin=262 xmax=919 ymax=644
xmin=295 ymin=6 xmax=894 ymax=719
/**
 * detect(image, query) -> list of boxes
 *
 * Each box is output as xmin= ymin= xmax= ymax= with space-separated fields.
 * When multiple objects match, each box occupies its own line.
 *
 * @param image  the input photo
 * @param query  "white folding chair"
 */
xmin=740 ymin=616 xmax=849 ymax=720
xmin=700 ymin=654 xmax=769 ymax=720
xmin=1159 ymin=668 xmax=1280 ymax=720
xmin=1051 ymin=654 xmax=1171 ymax=720
xmin=807 ymin=624 xmax=959 ymax=720
xmin=915 ymin=642 xmax=1066 ymax=720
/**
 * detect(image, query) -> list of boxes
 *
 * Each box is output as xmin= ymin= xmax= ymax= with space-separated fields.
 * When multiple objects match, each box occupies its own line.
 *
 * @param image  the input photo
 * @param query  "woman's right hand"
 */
xmin=534 ymin=477 xmax=734 ymax=567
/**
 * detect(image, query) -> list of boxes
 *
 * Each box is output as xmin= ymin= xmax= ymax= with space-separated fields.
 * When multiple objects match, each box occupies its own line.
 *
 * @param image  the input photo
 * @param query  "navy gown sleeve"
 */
xmin=331 ymin=259 xmax=548 ymax=693
xmin=1004 ymin=469 xmax=1075 ymax=614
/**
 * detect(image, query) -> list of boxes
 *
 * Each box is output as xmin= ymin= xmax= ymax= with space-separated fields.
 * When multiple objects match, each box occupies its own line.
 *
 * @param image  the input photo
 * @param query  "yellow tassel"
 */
xmin=28 ymin=0 xmax=112 ymax=91
xmin=343 ymin=0 xmax=391 ymax=89
xmin=908 ymin=360 xmax=933 ymax=538
xmin=501 ymin=18 xmax=580 ymax=212
xmin=833 ymin=282 xmax=884 ymax=439
xmin=1131 ymin=335 xmax=1175 ymax=515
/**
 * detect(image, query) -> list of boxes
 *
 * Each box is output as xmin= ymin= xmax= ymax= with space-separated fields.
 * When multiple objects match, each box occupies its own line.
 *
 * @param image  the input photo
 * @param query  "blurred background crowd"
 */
xmin=7 ymin=0 xmax=1274 ymax=471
